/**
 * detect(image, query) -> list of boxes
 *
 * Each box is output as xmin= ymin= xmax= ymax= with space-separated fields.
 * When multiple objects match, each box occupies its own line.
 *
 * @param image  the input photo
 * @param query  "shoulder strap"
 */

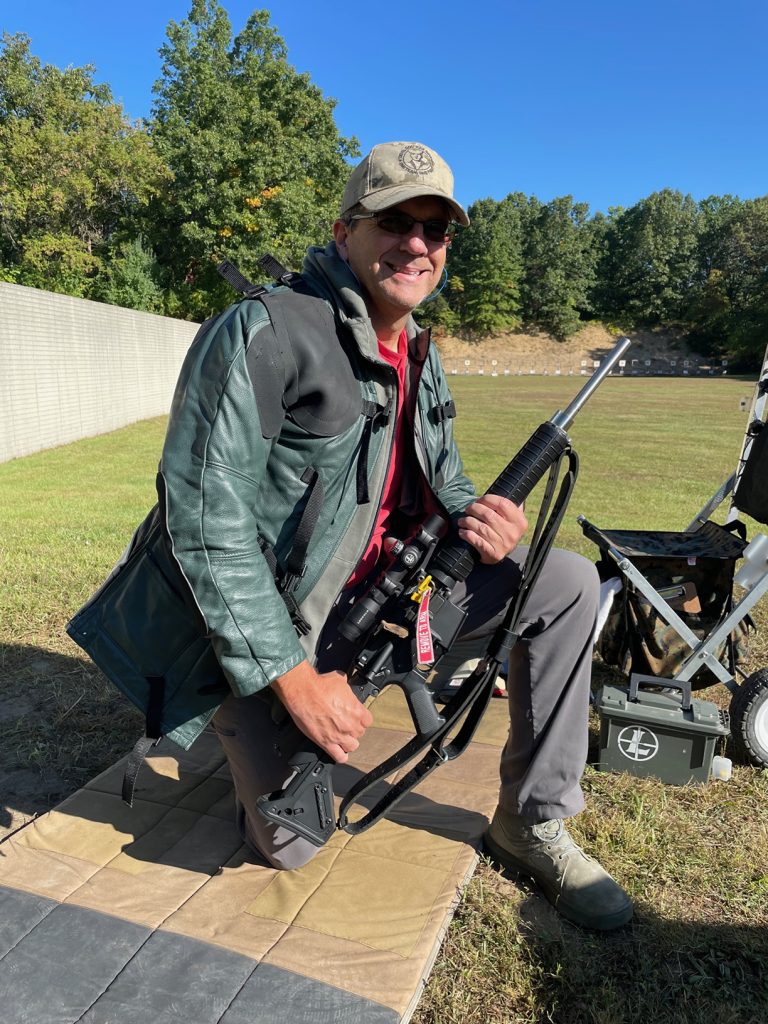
xmin=258 ymin=252 xmax=303 ymax=288
xmin=217 ymin=253 xmax=305 ymax=298
xmin=216 ymin=259 xmax=268 ymax=298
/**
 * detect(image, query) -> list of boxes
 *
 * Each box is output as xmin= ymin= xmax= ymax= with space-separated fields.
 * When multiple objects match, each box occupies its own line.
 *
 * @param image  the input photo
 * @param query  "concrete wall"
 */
xmin=0 ymin=283 xmax=199 ymax=463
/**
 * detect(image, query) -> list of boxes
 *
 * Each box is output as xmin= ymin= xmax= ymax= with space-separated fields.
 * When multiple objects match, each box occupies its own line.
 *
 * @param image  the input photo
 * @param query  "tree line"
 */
xmin=435 ymin=190 xmax=768 ymax=368
xmin=1 ymin=2 xmax=766 ymax=368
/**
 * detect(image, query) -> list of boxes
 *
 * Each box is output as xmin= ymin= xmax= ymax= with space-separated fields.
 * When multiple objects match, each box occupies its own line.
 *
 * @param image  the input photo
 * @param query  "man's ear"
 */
xmin=332 ymin=219 xmax=350 ymax=260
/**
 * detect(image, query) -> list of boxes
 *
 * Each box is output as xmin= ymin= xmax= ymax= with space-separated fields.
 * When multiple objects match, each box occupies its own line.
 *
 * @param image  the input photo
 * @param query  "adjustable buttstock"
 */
xmin=256 ymin=749 xmax=336 ymax=847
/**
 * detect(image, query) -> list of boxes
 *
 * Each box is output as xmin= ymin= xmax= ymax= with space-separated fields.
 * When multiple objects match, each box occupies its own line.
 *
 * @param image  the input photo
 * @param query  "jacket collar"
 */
xmin=302 ymin=242 xmax=431 ymax=364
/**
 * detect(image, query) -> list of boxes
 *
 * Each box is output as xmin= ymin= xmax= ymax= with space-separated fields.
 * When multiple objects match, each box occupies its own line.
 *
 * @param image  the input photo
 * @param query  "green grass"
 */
xmin=1 ymin=379 xmax=767 ymax=1023
xmin=452 ymin=374 xmax=758 ymax=549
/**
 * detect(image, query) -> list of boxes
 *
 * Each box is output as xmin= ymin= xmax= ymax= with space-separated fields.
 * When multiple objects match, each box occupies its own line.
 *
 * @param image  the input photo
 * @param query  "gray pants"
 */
xmin=213 ymin=547 xmax=599 ymax=869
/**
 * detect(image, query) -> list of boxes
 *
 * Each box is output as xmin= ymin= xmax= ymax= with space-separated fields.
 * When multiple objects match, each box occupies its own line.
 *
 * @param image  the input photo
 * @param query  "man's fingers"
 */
xmin=360 ymin=706 xmax=374 ymax=728
xmin=474 ymin=492 xmax=516 ymax=512
xmin=458 ymin=526 xmax=494 ymax=556
xmin=327 ymin=743 xmax=349 ymax=764
xmin=458 ymin=493 xmax=528 ymax=565
xmin=273 ymin=662 xmax=373 ymax=762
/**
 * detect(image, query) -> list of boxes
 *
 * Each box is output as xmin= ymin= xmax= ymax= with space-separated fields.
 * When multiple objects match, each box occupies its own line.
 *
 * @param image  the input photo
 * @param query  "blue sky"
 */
xmin=3 ymin=0 xmax=766 ymax=215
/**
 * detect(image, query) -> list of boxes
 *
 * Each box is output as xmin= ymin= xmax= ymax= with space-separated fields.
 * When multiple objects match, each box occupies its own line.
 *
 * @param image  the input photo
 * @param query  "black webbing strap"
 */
xmin=282 ymin=467 xmax=325 ymax=591
xmin=258 ymin=253 xmax=302 ymax=288
xmin=259 ymin=539 xmax=280 ymax=579
xmin=258 ymin=536 xmax=309 ymax=635
xmin=122 ymin=736 xmax=159 ymax=806
xmin=256 ymin=467 xmax=324 ymax=635
xmin=216 ymin=259 xmax=267 ymax=298
xmin=432 ymin=400 xmax=456 ymax=489
xmin=357 ymin=398 xmax=392 ymax=504
xmin=122 ymin=675 xmax=165 ymax=806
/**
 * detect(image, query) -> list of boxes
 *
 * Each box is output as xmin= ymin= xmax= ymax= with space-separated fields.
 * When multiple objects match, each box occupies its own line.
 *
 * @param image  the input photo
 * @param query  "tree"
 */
xmin=689 ymin=197 xmax=768 ymax=368
xmin=598 ymin=189 xmax=700 ymax=324
xmin=92 ymin=237 xmax=165 ymax=313
xmin=147 ymin=1 xmax=358 ymax=319
xmin=0 ymin=33 xmax=169 ymax=296
xmin=521 ymin=196 xmax=596 ymax=339
xmin=447 ymin=195 xmax=524 ymax=336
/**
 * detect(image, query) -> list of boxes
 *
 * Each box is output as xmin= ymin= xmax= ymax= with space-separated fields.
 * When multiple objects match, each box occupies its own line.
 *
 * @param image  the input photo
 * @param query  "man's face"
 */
xmin=333 ymin=196 xmax=451 ymax=328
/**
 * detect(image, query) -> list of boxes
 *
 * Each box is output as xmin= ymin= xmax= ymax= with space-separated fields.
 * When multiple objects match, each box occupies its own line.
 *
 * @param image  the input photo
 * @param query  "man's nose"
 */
xmin=399 ymin=226 xmax=429 ymax=254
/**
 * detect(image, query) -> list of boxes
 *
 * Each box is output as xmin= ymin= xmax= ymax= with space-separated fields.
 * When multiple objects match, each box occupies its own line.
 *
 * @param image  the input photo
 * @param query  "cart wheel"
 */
xmin=729 ymin=669 xmax=768 ymax=768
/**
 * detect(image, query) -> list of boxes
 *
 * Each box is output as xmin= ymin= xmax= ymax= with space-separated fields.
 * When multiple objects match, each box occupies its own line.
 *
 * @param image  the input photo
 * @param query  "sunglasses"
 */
xmin=348 ymin=210 xmax=456 ymax=243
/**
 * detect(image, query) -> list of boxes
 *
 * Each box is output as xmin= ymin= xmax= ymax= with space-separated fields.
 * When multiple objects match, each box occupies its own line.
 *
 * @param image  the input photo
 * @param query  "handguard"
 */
xmin=256 ymin=338 xmax=632 ymax=846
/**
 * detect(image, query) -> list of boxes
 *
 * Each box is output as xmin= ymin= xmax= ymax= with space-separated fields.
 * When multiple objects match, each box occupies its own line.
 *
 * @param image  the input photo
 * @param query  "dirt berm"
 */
xmin=435 ymin=323 xmax=711 ymax=373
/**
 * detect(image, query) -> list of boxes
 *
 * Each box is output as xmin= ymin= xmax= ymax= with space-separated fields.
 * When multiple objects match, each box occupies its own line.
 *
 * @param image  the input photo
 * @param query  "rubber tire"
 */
xmin=729 ymin=669 xmax=768 ymax=768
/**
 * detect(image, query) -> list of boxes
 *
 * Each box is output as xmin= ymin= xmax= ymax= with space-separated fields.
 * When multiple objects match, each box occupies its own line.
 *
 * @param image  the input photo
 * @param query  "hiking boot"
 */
xmin=483 ymin=808 xmax=633 ymax=931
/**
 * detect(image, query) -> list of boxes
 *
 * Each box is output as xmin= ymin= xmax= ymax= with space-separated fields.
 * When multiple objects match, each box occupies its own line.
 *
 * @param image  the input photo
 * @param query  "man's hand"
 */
xmin=458 ymin=493 xmax=528 ymax=564
xmin=272 ymin=661 xmax=373 ymax=763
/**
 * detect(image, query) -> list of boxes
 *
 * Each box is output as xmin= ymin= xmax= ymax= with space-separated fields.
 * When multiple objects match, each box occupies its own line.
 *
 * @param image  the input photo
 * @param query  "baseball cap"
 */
xmin=340 ymin=142 xmax=470 ymax=226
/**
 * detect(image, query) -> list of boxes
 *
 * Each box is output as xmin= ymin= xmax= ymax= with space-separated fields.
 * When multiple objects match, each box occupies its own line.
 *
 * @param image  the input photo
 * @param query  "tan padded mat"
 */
xmin=0 ymin=689 xmax=509 ymax=1024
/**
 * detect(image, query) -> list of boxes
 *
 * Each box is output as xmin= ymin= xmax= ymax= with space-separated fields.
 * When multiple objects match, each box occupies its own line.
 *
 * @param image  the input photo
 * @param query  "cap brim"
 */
xmin=359 ymin=184 xmax=470 ymax=226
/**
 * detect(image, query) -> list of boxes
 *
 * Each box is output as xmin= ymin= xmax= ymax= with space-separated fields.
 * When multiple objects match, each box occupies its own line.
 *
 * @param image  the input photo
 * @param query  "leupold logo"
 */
xmin=617 ymin=725 xmax=659 ymax=761
xmin=398 ymin=145 xmax=434 ymax=176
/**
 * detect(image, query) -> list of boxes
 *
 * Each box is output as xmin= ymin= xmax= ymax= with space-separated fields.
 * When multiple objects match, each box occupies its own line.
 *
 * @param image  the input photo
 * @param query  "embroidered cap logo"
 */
xmin=398 ymin=145 xmax=435 ymax=177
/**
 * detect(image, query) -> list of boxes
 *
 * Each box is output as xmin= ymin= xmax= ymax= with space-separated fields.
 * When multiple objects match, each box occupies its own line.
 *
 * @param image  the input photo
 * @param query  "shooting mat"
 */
xmin=0 ymin=688 xmax=509 ymax=1024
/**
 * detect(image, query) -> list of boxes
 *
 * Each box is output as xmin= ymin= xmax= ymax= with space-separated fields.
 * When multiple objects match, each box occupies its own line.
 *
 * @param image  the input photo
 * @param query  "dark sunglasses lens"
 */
xmin=376 ymin=213 xmax=452 ymax=241
xmin=376 ymin=213 xmax=413 ymax=234
xmin=423 ymin=220 xmax=453 ymax=241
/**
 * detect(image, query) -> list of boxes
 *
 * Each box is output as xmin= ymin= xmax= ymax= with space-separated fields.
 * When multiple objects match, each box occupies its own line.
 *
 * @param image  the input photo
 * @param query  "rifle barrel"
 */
xmin=551 ymin=337 xmax=631 ymax=431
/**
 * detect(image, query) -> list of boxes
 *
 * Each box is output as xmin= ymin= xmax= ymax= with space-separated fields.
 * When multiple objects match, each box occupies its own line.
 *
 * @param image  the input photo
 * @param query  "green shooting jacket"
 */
xmin=67 ymin=242 xmax=477 ymax=749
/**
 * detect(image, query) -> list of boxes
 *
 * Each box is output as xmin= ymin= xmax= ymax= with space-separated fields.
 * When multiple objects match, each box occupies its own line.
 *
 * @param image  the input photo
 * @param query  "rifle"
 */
xmin=257 ymin=337 xmax=632 ymax=846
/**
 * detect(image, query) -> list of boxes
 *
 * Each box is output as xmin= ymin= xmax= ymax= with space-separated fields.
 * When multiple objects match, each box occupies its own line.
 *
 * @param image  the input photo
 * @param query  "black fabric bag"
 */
xmin=733 ymin=423 xmax=768 ymax=525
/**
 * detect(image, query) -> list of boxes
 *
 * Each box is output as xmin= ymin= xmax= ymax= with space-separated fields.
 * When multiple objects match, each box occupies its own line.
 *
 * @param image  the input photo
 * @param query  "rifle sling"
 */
xmin=338 ymin=659 xmax=500 ymax=835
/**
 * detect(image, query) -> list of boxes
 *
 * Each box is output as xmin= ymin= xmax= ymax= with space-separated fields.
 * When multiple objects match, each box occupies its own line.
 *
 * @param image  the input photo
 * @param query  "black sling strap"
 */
xmin=121 ymin=675 xmax=165 ymax=806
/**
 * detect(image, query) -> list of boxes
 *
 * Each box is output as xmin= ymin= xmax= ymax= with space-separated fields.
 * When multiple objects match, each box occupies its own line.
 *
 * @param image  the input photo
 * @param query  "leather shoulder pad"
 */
xmin=249 ymin=288 xmax=362 ymax=439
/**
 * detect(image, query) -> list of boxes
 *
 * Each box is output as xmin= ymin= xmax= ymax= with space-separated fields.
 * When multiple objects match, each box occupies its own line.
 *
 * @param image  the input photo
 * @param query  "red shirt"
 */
xmin=346 ymin=330 xmax=411 ymax=588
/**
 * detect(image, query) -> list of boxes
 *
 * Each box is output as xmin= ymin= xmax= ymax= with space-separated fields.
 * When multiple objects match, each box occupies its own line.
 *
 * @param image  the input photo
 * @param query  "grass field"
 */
xmin=1 ymin=374 xmax=767 ymax=1023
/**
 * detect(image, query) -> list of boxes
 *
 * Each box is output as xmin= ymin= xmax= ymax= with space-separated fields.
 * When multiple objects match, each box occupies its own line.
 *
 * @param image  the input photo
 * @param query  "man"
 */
xmin=90 ymin=142 xmax=632 ymax=930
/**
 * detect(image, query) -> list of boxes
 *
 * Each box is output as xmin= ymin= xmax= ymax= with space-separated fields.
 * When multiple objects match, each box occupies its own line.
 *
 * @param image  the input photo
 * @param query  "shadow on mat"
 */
xmin=0 ymin=643 xmax=142 ymax=837
xmin=1 ymin=643 xmax=489 ymax=869
xmin=2 ymin=753 xmax=489 ymax=873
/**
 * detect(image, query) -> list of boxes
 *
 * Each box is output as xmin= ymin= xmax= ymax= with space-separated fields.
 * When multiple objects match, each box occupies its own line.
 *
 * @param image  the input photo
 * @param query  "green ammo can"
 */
xmin=595 ymin=674 xmax=730 ymax=785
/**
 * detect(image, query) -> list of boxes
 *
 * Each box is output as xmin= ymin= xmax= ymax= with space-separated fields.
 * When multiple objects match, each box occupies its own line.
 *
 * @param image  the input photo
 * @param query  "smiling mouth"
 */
xmin=386 ymin=264 xmax=427 ymax=277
